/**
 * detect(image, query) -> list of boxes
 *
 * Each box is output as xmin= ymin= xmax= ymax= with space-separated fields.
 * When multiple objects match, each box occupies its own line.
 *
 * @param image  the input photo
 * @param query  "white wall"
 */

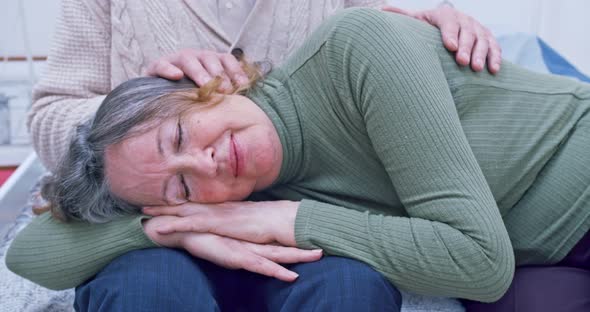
xmin=0 ymin=0 xmax=60 ymax=58
xmin=535 ymin=1 xmax=589 ymax=75
xmin=392 ymin=0 xmax=590 ymax=75
xmin=1 ymin=0 xmax=589 ymax=75
xmin=0 ymin=0 xmax=59 ymax=163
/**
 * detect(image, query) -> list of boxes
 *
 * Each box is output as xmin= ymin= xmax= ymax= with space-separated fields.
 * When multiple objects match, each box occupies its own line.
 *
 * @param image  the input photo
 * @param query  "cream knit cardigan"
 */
xmin=29 ymin=0 xmax=385 ymax=171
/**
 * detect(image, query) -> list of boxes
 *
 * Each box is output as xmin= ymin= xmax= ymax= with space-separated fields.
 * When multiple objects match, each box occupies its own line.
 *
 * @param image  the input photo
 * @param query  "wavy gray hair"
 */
xmin=42 ymin=77 xmax=201 ymax=223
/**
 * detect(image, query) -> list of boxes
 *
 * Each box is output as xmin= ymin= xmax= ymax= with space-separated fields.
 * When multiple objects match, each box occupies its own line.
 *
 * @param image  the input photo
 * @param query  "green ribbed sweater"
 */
xmin=7 ymin=9 xmax=590 ymax=302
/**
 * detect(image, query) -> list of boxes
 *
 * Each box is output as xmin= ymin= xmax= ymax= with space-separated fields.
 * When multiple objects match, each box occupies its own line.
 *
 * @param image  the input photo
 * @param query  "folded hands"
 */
xmin=142 ymin=200 xmax=317 ymax=281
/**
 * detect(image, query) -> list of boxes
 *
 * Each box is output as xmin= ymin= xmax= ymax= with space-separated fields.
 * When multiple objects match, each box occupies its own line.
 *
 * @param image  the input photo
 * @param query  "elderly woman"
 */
xmin=8 ymin=8 xmax=590 ymax=312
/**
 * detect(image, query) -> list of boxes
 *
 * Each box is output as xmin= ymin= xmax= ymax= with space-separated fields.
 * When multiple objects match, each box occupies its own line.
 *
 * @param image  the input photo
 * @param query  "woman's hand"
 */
xmin=142 ymin=200 xmax=300 ymax=247
xmin=143 ymin=215 xmax=321 ymax=282
xmin=382 ymin=4 xmax=502 ymax=74
xmin=144 ymin=48 xmax=250 ymax=92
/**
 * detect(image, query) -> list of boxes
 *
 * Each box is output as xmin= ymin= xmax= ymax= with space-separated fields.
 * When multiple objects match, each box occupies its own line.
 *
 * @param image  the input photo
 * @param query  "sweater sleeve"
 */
xmin=294 ymin=9 xmax=515 ymax=302
xmin=5 ymin=213 xmax=157 ymax=290
xmin=28 ymin=0 xmax=111 ymax=172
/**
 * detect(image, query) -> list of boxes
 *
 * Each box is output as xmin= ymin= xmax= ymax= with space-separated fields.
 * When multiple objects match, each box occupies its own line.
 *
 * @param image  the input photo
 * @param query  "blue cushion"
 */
xmin=538 ymin=38 xmax=590 ymax=82
xmin=498 ymin=33 xmax=590 ymax=82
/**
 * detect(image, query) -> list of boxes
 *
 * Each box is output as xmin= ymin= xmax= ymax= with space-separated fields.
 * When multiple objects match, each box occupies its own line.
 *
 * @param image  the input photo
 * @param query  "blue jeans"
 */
xmin=74 ymin=248 xmax=402 ymax=312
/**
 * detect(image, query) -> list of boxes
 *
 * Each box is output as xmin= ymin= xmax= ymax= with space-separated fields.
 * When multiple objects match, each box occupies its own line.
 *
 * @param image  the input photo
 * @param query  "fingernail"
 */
xmin=449 ymin=40 xmax=457 ymax=49
xmin=460 ymin=52 xmax=470 ymax=61
xmin=475 ymin=59 xmax=483 ymax=68
xmin=312 ymin=249 xmax=323 ymax=254
xmin=156 ymin=226 xmax=168 ymax=233
xmin=169 ymin=68 xmax=183 ymax=77
xmin=288 ymin=271 xmax=299 ymax=280
xmin=493 ymin=63 xmax=501 ymax=71
xmin=200 ymin=76 xmax=212 ymax=85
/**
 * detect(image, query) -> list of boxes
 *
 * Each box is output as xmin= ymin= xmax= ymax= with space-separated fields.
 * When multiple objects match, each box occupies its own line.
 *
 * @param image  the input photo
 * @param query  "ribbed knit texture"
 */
xmin=28 ymin=0 xmax=384 ymax=172
xmin=9 ymin=8 xmax=590 ymax=301
xmin=6 ymin=213 xmax=156 ymax=290
xmin=241 ymin=9 xmax=590 ymax=301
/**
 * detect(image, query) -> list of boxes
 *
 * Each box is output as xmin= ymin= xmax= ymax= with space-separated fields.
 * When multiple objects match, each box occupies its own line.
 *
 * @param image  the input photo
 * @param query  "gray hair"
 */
xmin=42 ymin=77 xmax=201 ymax=223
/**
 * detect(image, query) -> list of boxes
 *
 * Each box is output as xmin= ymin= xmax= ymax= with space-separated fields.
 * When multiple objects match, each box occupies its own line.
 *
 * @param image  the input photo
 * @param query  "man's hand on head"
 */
xmin=144 ymin=48 xmax=250 ymax=92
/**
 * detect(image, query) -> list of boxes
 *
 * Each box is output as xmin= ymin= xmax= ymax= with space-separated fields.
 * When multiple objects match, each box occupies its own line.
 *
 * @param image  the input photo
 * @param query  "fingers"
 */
xmin=251 ymin=244 xmax=323 ymax=264
xmin=219 ymin=53 xmax=249 ymax=87
xmin=144 ymin=49 xmax=249 ymax=92
xmin=458 ymin=24 xmax=502 ymax=73
xmin=438 ymin=19 xmax=460 ymax=52
xmin=234 ymin=242 xmax=323 ymax=282
xmin=142 ymin=216 xmax=186 ymax=247
xmin=143 ymin=205 xmax=186 ymax=217
xmin=423 ymin=6 xmax=502 ymax=73
xmin=181 ymin=233 xmax=300 ymax=282
xmin=197 ymin=52 xmax=233 ymax=92
xmin=147 ymin=50 xmax=211 ymax=83
xmin=456 ymin=26 xmax=475 ymax=67
xmin=152 ymin=212 xmax=268 ymax=243
xmin=427 ymin=6 xmax=461 ymax=52
xmin=470 ymin=34 xmax=489 ymax=72
xmin=233 ymin=251 xmax=300 ymax=282
xmin=486 ymin=36 xmax=502 ymax=74
xmin=171 ymin=51 xmax=213 ymax=88
xmin=145 ymin=59 xmax=184 ymax=80
xmin=156 ymin=216 xmax=205 ymax=234
xmin=143 ymin=203 xmax=211 ymax=218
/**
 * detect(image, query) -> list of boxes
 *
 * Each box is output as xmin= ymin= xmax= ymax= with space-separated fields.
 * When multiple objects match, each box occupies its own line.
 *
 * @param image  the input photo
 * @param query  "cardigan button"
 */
xmin=231 ymin=48 xmax=244 ymax=60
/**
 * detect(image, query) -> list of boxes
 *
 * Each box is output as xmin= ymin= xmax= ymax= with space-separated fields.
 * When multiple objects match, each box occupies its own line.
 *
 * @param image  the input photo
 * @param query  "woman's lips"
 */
xmin=232 ymin=133 xmax=244 ymax=178
xmin=230 ymin=133 xmax=239 ymax=178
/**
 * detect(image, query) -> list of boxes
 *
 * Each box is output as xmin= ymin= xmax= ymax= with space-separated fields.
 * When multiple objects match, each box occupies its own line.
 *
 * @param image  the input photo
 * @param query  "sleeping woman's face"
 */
xmin=104 ymin=94 xmax=283 ymax=207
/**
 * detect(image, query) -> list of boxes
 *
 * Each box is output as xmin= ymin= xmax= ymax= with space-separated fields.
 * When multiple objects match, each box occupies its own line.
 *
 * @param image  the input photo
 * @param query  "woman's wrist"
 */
xmin=142 ymin=216 xmax=183 ymax=248
xmin=274 ymin=200 xmax=300 ymax=247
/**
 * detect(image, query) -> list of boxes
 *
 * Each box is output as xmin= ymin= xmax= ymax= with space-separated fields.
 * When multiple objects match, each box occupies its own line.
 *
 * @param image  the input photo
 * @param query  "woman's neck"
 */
xmin=242 ymin=73 xmax=306 ymax=187
xmin=232 ymin=94 xmax=284 ymax=191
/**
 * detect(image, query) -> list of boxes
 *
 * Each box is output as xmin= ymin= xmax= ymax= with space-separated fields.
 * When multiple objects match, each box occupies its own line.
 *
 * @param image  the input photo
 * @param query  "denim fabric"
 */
xmin=74 ymin=248 xmax=402 ymax=312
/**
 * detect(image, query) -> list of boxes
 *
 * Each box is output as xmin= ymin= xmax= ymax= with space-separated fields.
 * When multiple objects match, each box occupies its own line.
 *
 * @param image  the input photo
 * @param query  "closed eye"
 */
xmin=176 ymin=118 xmax=183 ymax=151
xmin=176 ymin=117 xmax=190 ymax=200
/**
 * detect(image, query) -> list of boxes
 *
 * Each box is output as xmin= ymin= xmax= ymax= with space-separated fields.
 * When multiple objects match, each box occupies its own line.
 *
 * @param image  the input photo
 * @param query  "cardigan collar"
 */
xmin=182 ymin=0 xmax=263 ymax=49
xmin=186 ymin=0 xmax=291 ymax=62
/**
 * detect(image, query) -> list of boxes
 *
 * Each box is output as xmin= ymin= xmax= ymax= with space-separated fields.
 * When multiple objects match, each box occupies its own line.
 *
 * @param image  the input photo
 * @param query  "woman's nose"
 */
xmin=184 ymin=147 xmax=217 ymax=177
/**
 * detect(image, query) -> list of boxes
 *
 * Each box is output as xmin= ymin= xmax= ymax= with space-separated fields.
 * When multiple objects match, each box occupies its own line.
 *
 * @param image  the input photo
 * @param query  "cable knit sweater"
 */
xmin=29 ymin=0 xmax=385 ymax=172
